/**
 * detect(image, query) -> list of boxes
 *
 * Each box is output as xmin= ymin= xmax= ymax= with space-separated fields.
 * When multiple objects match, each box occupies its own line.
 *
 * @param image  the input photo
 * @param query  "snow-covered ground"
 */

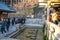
xmin=24 ymin=18 xmax=45 ymax=27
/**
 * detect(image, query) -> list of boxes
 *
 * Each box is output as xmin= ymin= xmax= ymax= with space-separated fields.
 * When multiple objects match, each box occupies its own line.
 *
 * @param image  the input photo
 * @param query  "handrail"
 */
xmin=45 ymin=20 xmax=60 ymax=40
xmin=45 ymin=20 xmax=59 ymax=28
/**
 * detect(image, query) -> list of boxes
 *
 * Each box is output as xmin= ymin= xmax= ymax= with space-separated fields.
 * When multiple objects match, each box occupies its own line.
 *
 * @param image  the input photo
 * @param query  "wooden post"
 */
xmin=47 ymin=6 xmax=50 ymax=20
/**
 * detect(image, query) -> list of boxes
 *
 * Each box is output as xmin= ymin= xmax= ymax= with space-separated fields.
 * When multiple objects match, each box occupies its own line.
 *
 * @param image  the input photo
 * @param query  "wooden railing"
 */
xmin=45 ymin=20 xmax=60 ymax=40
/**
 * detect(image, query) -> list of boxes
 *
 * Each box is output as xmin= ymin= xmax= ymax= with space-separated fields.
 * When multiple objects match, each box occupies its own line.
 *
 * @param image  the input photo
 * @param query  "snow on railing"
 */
xmin=45 ymin=20 xmax=60 ymax=40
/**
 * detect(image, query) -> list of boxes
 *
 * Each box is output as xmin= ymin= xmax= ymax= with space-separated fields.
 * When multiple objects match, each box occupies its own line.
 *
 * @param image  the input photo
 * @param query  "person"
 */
xmin=52 ymin=10 xmax=58 ymax=25
xmin=24 ymin=18 xmax=26 ymax=23
xmin=15 ymin=18 xmax=18 ymax=24
xmin=13 ymin=17 xmax=15 ymax=24
xmin=21 ymin=18 xmax=23 ymax=24
xmin=6 ymin=18 xmax=10 ymax=31
xmin=21 ymin=17 xmax=25 ymax=24
xmin=1 ymin=18 xmax=6 ymax=34
xmin=12 ymin=19 xmax=14 ymax=25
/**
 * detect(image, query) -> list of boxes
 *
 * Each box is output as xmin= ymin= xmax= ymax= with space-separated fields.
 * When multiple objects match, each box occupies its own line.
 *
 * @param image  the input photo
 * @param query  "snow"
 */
xmin=0 ymin=24 xmax=17 ymax=39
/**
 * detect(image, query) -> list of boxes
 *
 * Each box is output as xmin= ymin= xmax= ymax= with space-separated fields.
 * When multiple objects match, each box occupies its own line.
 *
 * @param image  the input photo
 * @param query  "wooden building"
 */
xmin=0 ymin=0 xmax=17 ymax=21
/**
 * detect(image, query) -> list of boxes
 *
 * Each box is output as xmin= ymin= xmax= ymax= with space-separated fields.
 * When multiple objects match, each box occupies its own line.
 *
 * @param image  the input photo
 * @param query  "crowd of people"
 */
xmin=0 ymin=17 xmax=26 ymax=34
xmin=0 ymin=17 xmax=15 ymax=34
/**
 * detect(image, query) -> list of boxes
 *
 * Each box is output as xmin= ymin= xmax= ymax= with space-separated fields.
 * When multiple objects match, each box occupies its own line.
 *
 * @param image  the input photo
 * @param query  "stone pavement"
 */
xmin=36 ymin=28 xmax=43 ymax=40
xmin=0 ymin=38 xmax=19 ymax=40
xmin=0 ymin=24 xmax=17 ymax=39
xmin=15 ymin=27 xmax=43 ymax=40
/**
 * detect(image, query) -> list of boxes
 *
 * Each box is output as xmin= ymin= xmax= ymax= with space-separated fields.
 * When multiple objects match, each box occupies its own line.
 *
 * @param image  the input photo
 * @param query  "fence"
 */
xmin=45 ymin=20 xmax=60 ymax=40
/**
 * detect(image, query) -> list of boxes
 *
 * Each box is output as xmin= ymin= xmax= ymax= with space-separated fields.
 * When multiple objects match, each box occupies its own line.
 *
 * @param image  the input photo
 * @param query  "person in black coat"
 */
xmin=6 ymin=18 xmax=10 ymax=31
xmin=21 ymin=17 xmax=26 ymax=24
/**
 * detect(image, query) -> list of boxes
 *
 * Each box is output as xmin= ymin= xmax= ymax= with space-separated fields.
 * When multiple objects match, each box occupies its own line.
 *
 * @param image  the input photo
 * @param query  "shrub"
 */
xmin=43 ymin=35 xmax=48 ymax=40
